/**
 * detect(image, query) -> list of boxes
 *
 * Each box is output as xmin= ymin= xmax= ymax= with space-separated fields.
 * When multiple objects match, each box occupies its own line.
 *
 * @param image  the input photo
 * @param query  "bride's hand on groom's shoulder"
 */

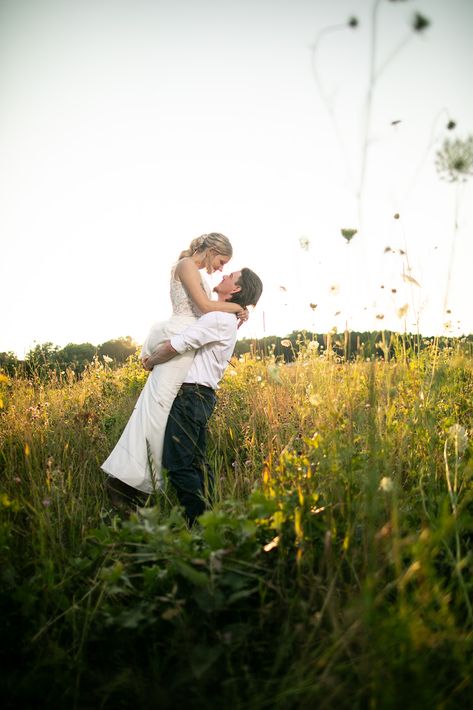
xmin=237 ymin=307 xmax=249 ymax=329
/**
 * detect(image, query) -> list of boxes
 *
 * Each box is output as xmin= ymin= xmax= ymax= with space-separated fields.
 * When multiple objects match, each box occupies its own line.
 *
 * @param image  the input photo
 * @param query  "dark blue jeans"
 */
xmin=162 ymin=383 xmax=217 ymax=525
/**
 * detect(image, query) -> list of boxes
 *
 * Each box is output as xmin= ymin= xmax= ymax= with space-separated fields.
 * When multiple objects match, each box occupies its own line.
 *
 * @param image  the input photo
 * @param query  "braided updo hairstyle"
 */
xmin=178 ymin=233 xmax=233 ymax=261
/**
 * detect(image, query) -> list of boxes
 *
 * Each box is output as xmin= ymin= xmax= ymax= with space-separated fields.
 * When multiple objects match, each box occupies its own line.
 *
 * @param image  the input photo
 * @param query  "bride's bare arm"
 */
xmin=175 ymin=259 xmax=244 ymax=316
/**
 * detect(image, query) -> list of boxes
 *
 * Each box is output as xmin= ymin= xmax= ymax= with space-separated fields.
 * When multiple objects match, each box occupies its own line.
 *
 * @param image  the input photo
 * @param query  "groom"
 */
xmin=143 ymin=268 xmax=263 ymax=525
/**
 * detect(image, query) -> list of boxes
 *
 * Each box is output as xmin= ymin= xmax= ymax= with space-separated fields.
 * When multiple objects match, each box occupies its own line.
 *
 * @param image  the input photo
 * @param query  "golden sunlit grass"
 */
xmin=2 ymin=341 xmax=472 ymax=707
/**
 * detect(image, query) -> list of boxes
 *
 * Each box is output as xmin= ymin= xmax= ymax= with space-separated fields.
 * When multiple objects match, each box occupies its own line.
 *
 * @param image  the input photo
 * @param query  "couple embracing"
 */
xmin=101 ymin=233 xmax=263 ymax=525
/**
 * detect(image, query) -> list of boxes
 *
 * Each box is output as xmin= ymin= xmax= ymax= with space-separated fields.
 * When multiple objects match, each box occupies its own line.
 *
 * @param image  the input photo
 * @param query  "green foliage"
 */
xmin=98 ymin=336 xmax=139 ymax=364
xmin=17 ymin=336 xmax=140 ymax=380
xmin=1 ymin=346 xmax=473 ymax=708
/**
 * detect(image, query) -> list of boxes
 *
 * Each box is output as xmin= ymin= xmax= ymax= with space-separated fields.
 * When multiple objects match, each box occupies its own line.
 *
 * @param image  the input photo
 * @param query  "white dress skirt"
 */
xmin=101 ymin=268 xmax=209 ymax=493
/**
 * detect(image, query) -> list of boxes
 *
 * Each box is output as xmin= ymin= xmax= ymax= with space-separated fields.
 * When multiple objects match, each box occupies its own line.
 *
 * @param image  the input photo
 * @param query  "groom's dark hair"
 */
xmin=230 ymin=268 xmax=263 ymax=308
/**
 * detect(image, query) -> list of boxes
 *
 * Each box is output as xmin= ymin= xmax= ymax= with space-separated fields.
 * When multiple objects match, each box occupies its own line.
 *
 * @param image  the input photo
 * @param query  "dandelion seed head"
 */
xmin=267 ymin=365 xmax=282 ymax=384
xmin=436 ymin=136 xmax=473 ymax=182
xmin=379 ymin=477 xmax=394 ymax=493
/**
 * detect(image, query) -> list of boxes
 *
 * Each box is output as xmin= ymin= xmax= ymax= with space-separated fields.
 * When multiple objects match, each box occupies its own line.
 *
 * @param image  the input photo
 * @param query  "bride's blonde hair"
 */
xmin=178 ymin=233 xmax=233 ymax=261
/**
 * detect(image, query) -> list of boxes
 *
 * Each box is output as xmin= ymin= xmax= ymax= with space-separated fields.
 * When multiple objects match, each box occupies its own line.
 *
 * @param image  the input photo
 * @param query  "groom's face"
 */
xmin=213 ymin=271 xmax=242 ymax=300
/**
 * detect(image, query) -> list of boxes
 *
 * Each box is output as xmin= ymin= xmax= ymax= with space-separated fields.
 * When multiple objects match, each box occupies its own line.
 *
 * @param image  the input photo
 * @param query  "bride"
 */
xmin=101 ymin=233 xmax=247 ymax=495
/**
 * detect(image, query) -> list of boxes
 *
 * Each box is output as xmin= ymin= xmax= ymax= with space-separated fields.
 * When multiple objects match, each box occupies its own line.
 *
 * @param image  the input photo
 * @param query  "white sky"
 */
xmin=1 ymin=0 xmax=473 ymax=357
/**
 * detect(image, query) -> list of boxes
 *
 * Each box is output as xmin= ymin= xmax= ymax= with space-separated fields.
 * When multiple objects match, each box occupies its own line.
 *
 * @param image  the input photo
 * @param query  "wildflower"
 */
xmin=448 ymin=424 xmax=468 ymax=456
xmin=397 ymin=304 xmax=409 ymax=318
xmin=435 ymin=135 xmax=473 ymax=182
xmin=307 ymin=340 xmax=319 ymax=350
xmin=102 ymin=355 xmax=113 ymax=364
xmin=299 ymin=237 xmax=310 ymax=251
xmin=379 ymin=477 xmax=394 ymax=493
xmin=309 ymin=394 xmax=321 ymax=407
xmin=341 ymin=228 xmax=357 ymax=243
xmin=264 ymin=536 xmax=280 ymax=552
xmin=402 ymin=273 xmax=421 ymax=287
xmin=412 ymin=13 xmax=430 ymax=33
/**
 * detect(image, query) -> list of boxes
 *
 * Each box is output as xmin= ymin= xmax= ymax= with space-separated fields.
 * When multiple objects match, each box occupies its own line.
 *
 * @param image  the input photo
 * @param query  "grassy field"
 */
xmin=1 ymin=337 xmax=472 ymax=709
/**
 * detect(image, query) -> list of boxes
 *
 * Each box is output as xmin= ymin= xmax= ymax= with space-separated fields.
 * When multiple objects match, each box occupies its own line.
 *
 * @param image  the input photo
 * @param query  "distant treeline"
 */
xmin=0 ymin=337 xmax=138 ymax=377
xmin=234 ymin=330 xmax=473 ymax=362
xmin=1 ymin=331 xmax=472 ymax=377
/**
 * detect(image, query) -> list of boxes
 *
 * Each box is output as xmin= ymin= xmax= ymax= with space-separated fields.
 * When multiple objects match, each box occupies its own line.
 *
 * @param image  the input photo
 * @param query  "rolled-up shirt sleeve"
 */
xmin=170 ymin=312 xmax=234 ymax=354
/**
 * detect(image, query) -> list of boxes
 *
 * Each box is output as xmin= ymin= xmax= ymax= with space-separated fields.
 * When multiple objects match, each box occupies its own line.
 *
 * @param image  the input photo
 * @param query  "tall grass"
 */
xmin=1 ymin=344 xmax=472 ymax=708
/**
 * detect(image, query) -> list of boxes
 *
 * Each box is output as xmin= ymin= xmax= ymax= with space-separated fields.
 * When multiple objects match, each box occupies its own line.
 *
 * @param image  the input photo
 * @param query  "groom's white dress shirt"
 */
xmin=170 ymin=311 xmax=238 ymax=390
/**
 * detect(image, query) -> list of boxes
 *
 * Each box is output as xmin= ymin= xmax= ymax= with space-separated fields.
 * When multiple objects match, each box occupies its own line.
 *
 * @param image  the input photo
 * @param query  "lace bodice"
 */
xmin=170 ymin=264 xmax=212 ymax=318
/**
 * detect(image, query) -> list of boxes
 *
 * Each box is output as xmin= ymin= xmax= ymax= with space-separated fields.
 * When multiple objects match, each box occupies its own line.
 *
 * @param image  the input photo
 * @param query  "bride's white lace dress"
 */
xmin=101 ymin=266 xmax=210 ymax=492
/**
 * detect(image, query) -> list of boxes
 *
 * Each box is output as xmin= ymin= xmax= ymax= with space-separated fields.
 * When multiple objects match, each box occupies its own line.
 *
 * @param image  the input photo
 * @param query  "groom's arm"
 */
xmin=143 ymin=312 xmax=232 ymax=371
xmin=142 ymin=340 xmax=177 ymax=370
